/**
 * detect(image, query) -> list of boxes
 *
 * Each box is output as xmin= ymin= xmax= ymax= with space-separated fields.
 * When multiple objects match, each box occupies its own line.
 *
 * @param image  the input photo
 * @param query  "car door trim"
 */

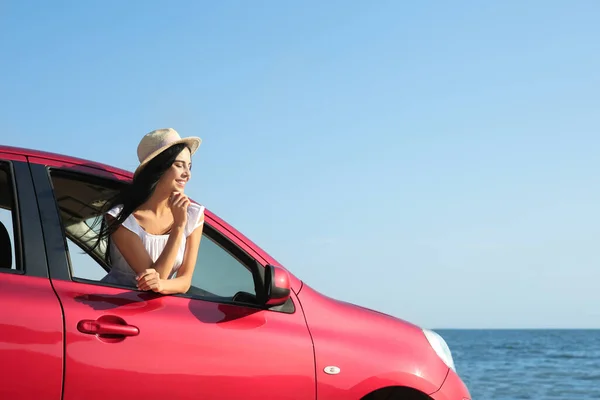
xmin=9 ymin=160 xmax=50 ymax=278
xmin=29 ymin=163 xmax=72 ymax=280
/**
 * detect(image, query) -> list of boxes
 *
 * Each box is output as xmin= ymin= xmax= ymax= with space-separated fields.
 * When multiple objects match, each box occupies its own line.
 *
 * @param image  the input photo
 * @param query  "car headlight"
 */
xmin=423 ymin=329 xmax=456 ymax=372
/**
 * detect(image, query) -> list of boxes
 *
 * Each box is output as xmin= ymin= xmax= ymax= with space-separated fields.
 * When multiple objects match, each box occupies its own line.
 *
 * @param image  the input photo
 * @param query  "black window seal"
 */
xmin=29 ymin=164 xmax=79 ymax=281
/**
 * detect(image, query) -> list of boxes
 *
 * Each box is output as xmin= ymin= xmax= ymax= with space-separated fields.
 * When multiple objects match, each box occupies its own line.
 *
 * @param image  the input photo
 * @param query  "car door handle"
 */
xmin=77 ymin=319 xmax=140 ymax=337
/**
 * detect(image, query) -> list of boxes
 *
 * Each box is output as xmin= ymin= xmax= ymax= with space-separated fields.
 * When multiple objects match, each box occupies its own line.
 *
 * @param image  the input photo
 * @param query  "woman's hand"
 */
xmin=169 ymin=192 xmax=189 ymax=228
xmin=136 ymin=268 xmax=164 ymax=293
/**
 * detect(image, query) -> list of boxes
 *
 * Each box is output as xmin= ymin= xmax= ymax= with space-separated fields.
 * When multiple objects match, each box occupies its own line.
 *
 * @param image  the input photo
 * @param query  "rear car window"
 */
xmin=0 ymin=163 xmax=20 ymax=271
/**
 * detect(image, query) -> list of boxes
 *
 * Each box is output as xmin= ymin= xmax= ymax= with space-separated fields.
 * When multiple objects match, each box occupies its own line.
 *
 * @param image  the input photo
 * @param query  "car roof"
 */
xmin=0 ymin=145 xmax=133 ymax=178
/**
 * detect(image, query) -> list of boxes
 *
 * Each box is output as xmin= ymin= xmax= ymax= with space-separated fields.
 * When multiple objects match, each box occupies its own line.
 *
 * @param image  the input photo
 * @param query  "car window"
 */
xmin=66 ymin=236 xmax=109 ymax=281
xmin=48 ymin=169 xmax=258 ymax=303
xmin=48 ymin=171 xmax=119 ymax=280
xmin=0 ymin=163 xmax=19 ymax=271
xmin=64 ymin=216 xmax=108 ymax=280
xmin=191 ymin=233 xmax=256 ymax=298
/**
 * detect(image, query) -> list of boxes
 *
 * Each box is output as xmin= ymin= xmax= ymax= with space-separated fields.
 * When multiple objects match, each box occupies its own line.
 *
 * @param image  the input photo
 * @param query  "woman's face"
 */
xmin=156 ymin=147 xmax=192 ymax=195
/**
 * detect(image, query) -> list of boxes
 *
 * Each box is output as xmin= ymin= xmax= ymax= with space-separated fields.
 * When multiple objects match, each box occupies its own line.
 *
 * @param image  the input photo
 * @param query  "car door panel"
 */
xmin=53 ymin=279 xmax=315 ymax=400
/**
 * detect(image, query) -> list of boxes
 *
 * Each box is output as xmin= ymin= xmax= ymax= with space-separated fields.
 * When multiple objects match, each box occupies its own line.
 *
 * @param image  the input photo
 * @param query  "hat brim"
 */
xmin=133 ymin=137 xmax=201 ymax=177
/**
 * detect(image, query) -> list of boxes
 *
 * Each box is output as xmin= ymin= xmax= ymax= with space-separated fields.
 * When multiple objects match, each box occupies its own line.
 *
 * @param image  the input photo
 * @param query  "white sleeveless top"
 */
xmin=100 ymin=202 xmax=205 ymax=287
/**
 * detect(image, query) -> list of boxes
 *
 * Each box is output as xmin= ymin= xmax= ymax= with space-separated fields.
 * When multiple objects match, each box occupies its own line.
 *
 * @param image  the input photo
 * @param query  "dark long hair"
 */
xmin=91 ymin=143 xmax=189 ymax=264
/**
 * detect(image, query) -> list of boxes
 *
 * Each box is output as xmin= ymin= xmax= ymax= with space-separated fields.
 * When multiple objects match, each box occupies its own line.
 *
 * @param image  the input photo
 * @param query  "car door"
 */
xmin=29 ymin=160 xmax=316 ymax=400
xmin=0 ymin=152 xmax=64 ymax=400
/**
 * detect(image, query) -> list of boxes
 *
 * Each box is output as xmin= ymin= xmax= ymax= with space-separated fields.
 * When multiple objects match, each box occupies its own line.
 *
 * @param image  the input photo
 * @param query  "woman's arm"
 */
xmin=137 ymin=223 xmax=203 ymax=294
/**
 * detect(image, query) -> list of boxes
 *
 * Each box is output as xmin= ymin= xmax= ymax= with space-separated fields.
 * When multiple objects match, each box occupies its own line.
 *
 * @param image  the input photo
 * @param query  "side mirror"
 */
xmin=262 ymin=264 xmax=291 ymax=307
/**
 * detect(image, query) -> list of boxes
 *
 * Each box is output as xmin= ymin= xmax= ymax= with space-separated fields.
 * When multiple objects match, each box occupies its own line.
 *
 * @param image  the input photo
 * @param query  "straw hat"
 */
xmin=134 ymin=128 xmax=201 ymax=177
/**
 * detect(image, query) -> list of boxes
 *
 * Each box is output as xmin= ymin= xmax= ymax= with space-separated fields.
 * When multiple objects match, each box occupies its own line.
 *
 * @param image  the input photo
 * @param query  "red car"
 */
xmin=0 ymin=145 xmax=471 ymax=400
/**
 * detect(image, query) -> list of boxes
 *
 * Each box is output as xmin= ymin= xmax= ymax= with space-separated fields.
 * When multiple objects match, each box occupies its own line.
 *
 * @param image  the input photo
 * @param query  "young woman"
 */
xmin=95 ymin=128 xmax=205 ymax=295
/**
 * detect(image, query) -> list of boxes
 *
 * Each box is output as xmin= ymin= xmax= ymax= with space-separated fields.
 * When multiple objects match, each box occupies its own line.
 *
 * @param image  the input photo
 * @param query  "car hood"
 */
xmin=297 ymin=282 xmax=426 ymax=342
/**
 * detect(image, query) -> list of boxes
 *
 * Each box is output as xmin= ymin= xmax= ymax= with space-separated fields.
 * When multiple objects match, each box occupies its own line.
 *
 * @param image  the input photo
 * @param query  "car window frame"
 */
xmin=0 ymin=154 xmax=50 ymax=278
xmin=30 ymin=163 xmax=294 ymax=313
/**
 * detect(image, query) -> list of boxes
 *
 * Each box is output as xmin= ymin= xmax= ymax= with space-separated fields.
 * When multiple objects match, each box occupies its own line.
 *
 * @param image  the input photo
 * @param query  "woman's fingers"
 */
xmin=139 ymin=278 xmax=157 ymax=291
xmin=175 ymin=194 xmax=188 ymax=207
xmin=169 ymin=192 xmax=182 ymax=206
xmin=137 ymin=269 xmax=159 ymax=291
xmin=136 ymin=268 xmax=156 ymax=280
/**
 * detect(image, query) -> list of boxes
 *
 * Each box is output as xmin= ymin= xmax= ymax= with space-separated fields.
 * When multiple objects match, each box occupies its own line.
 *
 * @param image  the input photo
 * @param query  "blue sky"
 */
xmin=2 ymin=1 xmax=599 ymax=328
